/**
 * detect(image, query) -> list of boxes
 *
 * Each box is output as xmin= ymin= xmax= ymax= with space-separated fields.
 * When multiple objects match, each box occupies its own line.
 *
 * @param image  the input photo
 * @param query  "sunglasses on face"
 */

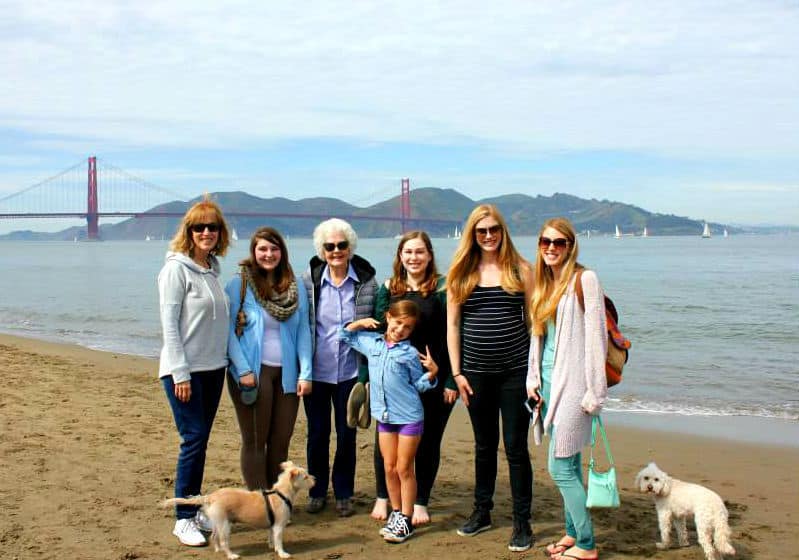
xmin=538 ymin=236 xmax=570 ymax=249
xmin=323 ymin=240 xmax=349 ymax=252
xmin=190 ymin=223 xmax=220 ymax=233
xmin=475 ymin=225 xmax=502 ymax=238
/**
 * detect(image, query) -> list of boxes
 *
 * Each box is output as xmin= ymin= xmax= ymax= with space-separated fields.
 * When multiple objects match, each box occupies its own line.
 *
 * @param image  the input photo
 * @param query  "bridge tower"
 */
xmin=87 ymin=156 xmax=99 ymax=240
xmin=400 ymin=178 xmax=411 ymax=234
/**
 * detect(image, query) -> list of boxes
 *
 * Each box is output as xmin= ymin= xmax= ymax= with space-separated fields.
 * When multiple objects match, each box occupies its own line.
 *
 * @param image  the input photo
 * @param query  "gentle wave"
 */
xmin=606 ymin=397 xmax=799 ymax=422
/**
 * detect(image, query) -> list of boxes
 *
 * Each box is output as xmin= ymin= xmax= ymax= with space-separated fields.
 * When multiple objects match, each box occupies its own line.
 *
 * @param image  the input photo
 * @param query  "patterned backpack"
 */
xmin=575 ymin=269 xmax=631 ymax=387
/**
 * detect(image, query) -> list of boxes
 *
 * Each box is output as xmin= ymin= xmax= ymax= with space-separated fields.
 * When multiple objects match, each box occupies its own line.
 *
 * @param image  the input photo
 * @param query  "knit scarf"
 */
xmin=242 ymin=267 xmax=299 ymax=322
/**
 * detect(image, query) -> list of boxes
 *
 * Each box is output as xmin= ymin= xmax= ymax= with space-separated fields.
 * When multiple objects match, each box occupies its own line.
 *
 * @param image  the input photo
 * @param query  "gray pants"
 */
xmin=228 ymin=365 xmax=299 ymax=489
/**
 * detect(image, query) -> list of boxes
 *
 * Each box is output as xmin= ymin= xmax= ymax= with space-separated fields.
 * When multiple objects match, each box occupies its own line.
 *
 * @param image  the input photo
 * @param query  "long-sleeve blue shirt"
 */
xmin=339 ymin=327 xmax=436 ymax=424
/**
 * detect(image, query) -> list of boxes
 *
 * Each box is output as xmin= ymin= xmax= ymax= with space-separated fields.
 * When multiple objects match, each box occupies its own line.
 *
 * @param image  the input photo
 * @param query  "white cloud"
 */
xmin=1 ymin=0 xmax=797 ymax=157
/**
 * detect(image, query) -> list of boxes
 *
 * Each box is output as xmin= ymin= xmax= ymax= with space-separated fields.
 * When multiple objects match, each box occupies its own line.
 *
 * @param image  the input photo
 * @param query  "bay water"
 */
xmin=2 ymin=235 xmax=796 ymax=444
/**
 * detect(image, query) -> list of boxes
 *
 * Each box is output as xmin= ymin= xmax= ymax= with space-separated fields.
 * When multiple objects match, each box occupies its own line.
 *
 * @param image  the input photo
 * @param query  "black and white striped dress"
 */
xmin=461 ymin=286 xmax=530 ymax=374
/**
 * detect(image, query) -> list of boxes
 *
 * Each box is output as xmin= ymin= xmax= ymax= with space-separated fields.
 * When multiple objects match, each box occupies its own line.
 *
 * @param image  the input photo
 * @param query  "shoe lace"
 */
xmin=393 ymin=515 xmax=410 ymax=535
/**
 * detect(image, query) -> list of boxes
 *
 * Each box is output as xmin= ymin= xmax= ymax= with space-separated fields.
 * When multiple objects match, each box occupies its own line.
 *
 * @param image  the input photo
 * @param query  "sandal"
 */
xmin=545 ymin=539 xmax=576 ymax=557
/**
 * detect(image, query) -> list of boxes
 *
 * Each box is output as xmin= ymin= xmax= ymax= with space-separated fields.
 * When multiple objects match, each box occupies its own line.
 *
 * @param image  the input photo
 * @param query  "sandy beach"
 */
xmin=1 ymin=333 xmax=796 ymax=560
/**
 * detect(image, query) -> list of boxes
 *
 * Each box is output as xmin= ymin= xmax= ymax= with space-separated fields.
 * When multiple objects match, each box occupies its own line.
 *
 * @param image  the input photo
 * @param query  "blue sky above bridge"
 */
xmin=0 ymin=0 xmax=797 ymax=233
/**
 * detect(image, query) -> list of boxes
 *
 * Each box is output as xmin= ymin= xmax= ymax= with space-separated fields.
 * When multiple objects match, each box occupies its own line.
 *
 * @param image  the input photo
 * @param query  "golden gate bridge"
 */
xmin=0 ymin=157 xmax=460 ymax=240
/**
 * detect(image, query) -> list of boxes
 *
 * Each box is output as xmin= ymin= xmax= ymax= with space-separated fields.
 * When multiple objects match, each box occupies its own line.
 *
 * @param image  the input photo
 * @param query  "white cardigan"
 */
xmin=526 ymin=269 xmax=608 ymax=458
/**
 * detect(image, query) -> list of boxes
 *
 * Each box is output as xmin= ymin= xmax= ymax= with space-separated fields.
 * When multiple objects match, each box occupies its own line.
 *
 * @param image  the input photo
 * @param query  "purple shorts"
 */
xmin=376 ymin=420 xmax=424 ymax=437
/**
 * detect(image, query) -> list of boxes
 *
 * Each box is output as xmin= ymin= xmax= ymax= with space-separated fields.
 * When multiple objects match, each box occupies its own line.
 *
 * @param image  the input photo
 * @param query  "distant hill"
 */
xmin=1 ymin=188 xmax=742 ymax=240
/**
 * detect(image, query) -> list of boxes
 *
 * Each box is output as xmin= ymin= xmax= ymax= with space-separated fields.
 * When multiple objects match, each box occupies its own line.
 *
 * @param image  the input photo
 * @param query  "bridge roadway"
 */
xmin=0 ymin=211 xmax=461 ymax=226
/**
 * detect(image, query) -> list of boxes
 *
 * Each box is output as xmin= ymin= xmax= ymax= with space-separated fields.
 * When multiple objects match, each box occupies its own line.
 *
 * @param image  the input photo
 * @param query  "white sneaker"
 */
xmin=173 ymin=518 xmax=207 ymax=546
xmin=195 ymin=510 xmax=213 ymax=532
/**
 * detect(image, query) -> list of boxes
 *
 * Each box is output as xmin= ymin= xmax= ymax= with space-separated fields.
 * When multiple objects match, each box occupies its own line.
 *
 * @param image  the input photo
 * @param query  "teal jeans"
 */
xmin=547 ymin=428 xmax=596 ymax=550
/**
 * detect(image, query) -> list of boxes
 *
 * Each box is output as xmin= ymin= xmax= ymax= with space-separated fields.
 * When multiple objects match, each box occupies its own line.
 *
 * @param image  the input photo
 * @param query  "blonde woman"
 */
xmin=157 ymin=198 xmax=230 ymax=547
xmin=526 ymin=217 xmax=607 ymax=560
xmin=446 ymin=204 xmax=534 ymax=552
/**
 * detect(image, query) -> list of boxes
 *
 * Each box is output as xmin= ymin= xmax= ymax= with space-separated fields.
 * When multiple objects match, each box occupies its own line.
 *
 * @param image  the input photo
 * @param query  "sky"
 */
xmin=1 ymin=0 xmax=798 ymax=234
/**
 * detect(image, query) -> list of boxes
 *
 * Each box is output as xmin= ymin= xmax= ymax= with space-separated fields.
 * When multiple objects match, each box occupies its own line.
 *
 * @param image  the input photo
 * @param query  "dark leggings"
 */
xmin=374 ymin=386 xmax=454 ymax=505
xmin=228 ymin=365 xmax=299 ymax=489
xmin=464 ymin=368 xmax=532 ymax=522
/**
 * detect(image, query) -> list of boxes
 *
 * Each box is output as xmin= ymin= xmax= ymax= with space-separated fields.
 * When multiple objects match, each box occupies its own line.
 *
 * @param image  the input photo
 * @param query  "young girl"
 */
xmin=339 ymin=300 xmax=438 ymax=543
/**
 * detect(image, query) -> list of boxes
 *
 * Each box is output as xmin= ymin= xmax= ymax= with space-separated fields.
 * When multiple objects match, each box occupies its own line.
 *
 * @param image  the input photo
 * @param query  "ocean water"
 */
xmin=1 ymin=235 xmax=797 ymax=436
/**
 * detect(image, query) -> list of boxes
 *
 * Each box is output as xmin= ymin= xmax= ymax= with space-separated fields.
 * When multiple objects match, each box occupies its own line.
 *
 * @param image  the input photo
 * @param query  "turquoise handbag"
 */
xmin=585 ymin=416 xmax=620 ymax=508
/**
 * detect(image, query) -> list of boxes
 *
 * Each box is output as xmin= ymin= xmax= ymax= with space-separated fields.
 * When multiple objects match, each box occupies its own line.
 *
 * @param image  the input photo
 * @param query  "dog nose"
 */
xmin=647 ymin=484 xmax=653 ymax=491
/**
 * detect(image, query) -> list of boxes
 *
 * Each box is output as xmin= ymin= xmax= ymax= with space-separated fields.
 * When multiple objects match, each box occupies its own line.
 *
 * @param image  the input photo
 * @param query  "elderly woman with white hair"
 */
xmin=302 ymin=218 xmax=378 ymax=517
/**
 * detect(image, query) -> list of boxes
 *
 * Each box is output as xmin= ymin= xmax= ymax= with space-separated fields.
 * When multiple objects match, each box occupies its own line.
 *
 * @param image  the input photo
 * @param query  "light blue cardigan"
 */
xmin=225 ymin=274 xmax=313 ymax=394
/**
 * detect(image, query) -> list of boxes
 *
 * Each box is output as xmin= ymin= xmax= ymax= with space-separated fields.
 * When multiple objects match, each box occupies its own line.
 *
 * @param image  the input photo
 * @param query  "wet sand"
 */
xmin=1 ymin=333 xmax=796 ymax=559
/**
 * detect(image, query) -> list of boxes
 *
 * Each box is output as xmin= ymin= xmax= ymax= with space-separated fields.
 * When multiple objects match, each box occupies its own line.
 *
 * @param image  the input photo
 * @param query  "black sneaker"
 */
xmin=456 ymin=510 xmax=491 ymax=537
xmin=379 ymin=510 xmax=400 ymax=536
xmin=507 ymin=519 xmax=533 ymax=552
xmin=383 ymin=513 xmax=414 ymax=543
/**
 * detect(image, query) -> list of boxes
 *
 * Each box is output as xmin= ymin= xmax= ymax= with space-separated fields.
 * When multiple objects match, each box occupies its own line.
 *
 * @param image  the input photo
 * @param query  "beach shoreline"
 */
xmin=2 ymin=332 xmax=796 ymax=560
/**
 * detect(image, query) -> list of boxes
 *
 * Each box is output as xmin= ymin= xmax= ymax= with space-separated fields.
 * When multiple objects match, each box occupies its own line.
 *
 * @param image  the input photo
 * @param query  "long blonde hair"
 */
xmin=446 ymin=204 xmax=525 ymax=304
xmin=530 ymin=217 xmax=581 ymax=336
xmin=169 ymin=196 xmax=230 ymax=258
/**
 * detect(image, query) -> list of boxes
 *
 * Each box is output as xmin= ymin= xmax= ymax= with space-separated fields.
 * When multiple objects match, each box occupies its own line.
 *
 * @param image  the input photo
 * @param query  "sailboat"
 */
xmin=453 ymin=226 xmax=461 ymax=240
xmin=642 ymin=227 xmax=649 ymax=238
xmin=586 ymin=229 xmax=591 ymax=239
xmin=145 ymin=234 xmax=152 ymax=241
xmin=231 ymin=227 xmax=239 ymax=241
xmin=723 ymin=228 xmax=729 ymax=238
xmin=614 ymin=225 xmax=622 ymax=239
xmin=701 ymin=223 xmax=711 ymax=238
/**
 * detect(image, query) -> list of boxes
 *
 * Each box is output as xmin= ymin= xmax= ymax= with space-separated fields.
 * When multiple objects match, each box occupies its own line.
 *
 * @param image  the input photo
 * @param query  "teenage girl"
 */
xmin=340 ymin=300 xmax=438 ymax=543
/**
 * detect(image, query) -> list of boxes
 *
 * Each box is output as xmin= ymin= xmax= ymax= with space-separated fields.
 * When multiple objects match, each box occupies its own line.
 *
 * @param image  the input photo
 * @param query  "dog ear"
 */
xmin=634 ymin=468 xmax=643 ymax=488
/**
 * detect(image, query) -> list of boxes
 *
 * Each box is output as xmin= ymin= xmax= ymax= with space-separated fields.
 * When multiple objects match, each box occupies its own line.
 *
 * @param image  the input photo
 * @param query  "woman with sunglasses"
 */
xmin=365 ymin=230 xmax=456 ymax=527
xmin=446 ymin=204 xmax=534 ymax=553
xmin=157 ymin=197 xmax=231 ymax=547
xmin=302 ymin=218 xmax=378 ymax=517
xmin=527 ymin=218 xmax=606 ymax=560
xmin=225 ymin=227 xmax=313 ymax=490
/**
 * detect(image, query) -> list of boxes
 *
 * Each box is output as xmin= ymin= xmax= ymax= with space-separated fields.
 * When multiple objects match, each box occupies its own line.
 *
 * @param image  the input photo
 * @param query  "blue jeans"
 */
xmin=464 ymin=368 xmax=532 ymax=522
xmin=162 ymin=368 xmax=225 ymax=519
xmin=303 ymin=377 xmax=357 ymax=500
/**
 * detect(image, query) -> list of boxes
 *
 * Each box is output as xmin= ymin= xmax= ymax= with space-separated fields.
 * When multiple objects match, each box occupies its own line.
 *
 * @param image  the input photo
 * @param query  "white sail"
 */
xmin=723 ymin=228 xmax=729 ymax=238
xmin=615 ymin=225 xmax=622 ymax=239
xmin=145 ymin=234 xmax=151 ymax=241
xmin=231 ymin=228 xmax=239 ymax=241
xmin=642 ymin=227 xmax=649 ymax=237
xmin=453 ymin=226 xmax=461 ymax=239
xmin=702 ymin=223 xmax=711 ymax=238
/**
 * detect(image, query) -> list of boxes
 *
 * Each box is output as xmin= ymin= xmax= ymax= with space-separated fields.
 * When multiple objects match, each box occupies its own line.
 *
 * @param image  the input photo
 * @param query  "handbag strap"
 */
xmin=590 ymin=416 xmax=615 ymax=468
xmin=239 ymin=270 xmax=247 ymax=307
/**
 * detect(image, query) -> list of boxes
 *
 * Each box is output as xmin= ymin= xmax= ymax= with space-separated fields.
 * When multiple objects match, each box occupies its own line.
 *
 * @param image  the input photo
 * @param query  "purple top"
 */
xmin=311 ymin=263 xmax=359 ymax=384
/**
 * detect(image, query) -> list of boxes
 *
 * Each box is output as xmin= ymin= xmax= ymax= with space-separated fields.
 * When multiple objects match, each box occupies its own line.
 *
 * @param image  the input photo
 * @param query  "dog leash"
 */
xmin=261 ymin=489 xmax=293 ymax=526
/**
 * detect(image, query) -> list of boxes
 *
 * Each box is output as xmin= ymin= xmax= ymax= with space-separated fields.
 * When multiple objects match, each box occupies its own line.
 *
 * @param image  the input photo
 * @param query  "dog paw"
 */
xmin=656 ymin=542 xmax=669 ymax=550
xmin=226 ymin=554 xmax=240 ymax=560
xmin=277 ymin=552 xmax=291 ymax=559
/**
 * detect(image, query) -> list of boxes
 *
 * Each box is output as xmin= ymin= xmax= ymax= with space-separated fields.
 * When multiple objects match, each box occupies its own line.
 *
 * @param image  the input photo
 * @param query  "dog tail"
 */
xmin=160 ymin=496 xmax=209 ymax=509
xmin=714 ymin=523 xmax=735 ymax=556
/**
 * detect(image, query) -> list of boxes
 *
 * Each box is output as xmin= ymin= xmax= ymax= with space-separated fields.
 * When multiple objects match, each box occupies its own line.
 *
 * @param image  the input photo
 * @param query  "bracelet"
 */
xmin=452 ymin=373 xmax=463 ymax=378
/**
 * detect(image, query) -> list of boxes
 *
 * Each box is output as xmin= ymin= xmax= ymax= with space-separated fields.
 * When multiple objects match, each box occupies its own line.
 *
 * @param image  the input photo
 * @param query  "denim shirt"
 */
xmin=339 ymin=327 xmax=436 ymax=424
xmin=312 ymin=265 xmax=359 ymax=384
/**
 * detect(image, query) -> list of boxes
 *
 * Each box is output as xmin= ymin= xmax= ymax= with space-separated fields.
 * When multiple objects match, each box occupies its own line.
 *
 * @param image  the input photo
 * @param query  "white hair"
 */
xmin=312 ymin=218 xmax=359 ymax=259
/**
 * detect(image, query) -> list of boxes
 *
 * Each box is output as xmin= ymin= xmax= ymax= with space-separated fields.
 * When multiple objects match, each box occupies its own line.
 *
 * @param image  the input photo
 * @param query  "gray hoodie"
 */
xmin=157 ymin=251 xmax=229 ymax=382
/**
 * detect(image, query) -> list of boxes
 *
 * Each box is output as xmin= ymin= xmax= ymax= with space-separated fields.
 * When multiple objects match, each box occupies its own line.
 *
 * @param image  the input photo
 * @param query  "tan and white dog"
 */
xmin=635 ymin=462 xmax=735 ymax=560
xmin=161 ymin=461 xmax=315 ymax=559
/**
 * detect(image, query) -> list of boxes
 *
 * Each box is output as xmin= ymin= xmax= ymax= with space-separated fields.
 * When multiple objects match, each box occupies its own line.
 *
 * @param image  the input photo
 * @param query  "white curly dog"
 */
xmin=635 ymin=462 xmax=735 ymax=560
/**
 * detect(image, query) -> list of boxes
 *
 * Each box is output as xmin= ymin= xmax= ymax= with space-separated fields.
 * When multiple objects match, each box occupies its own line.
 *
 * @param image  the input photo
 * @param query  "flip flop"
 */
xmin=552 ymin=551 xmax=598 ymax=560
xmin=545 ymin=540 xmax=576 ymax=557
xmin=346 ymin=382 xmax=366 ymax=428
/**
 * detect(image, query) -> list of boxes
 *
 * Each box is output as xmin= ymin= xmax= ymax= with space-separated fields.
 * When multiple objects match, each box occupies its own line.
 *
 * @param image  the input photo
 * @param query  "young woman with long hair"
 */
xmin=225 ymin=226 xmax=312 ymax=490
xmin=527 ymin=217 xmax=607 ymax=560
xmin=446 ymin=204 xmax=534 ymax=553
xmin=366 ymin=231 xmax=456 ymax=526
